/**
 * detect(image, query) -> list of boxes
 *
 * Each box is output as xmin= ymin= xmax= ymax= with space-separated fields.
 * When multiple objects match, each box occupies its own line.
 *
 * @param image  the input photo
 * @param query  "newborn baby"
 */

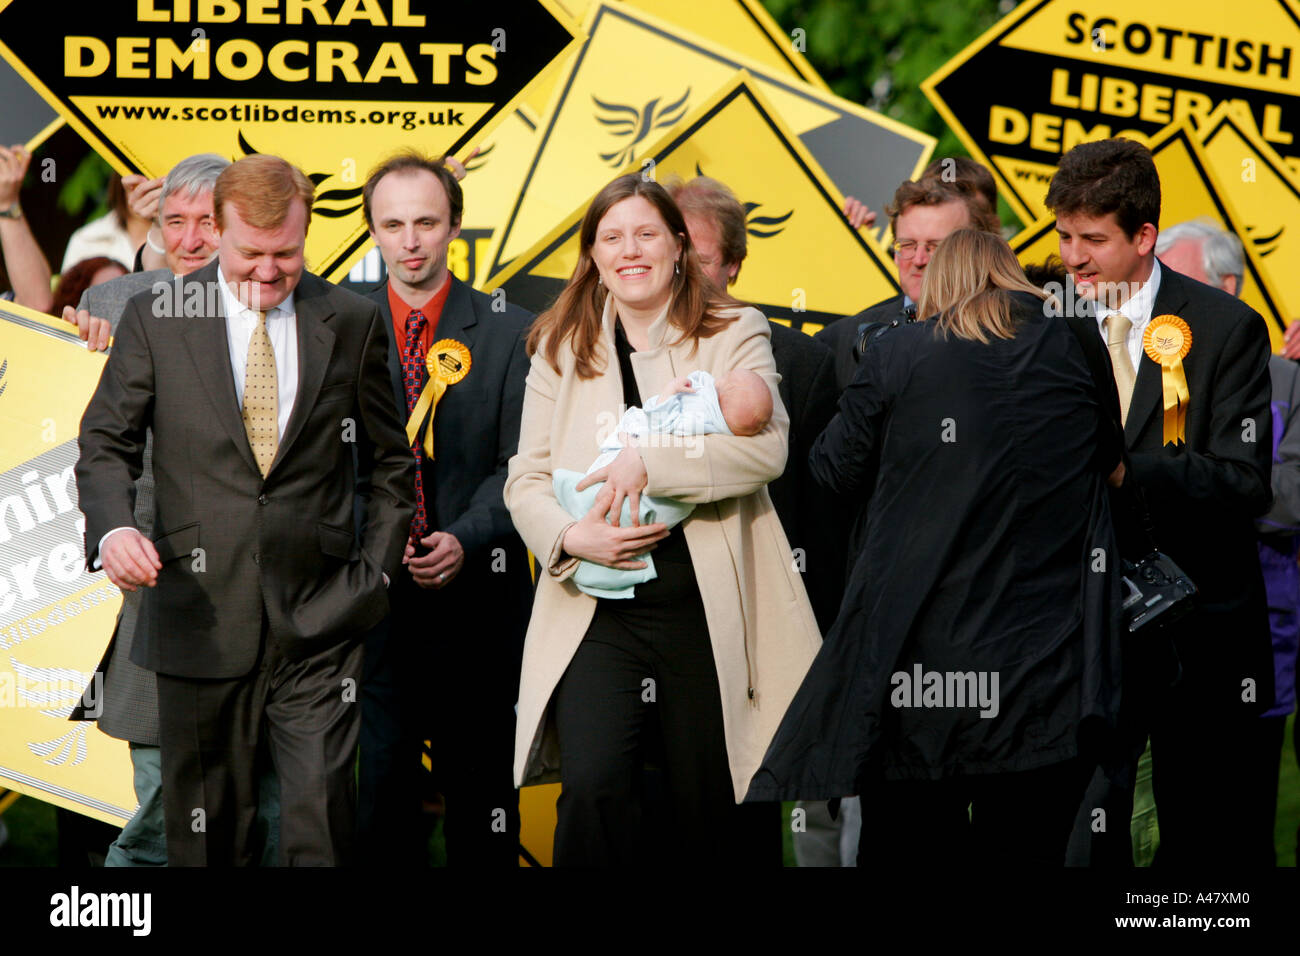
xmin=553 ymin=368 xmax=773 ymax=599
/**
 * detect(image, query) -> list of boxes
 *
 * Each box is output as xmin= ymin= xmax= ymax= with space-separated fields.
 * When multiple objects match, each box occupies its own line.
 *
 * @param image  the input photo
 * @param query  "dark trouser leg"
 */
xmin=157 ymin=664 xmax=266 ymax=867
xmin=972 ymin=757 xmax=1093 ymax=865
xmin=1149 ymin=705 xmax=1256 ymax=868
xmin=1244 ymin=715 xmax=1286 ymax=867
xmin=648 ymin=604 xmax=738 ymax=864
xmin=356 ymin=609 xmax=421 ymax=867
xmin=264 ymin=635 xmax=364 ymax=867
xmin=857 ymin=777 xmax=972 ymax=865
xmin=432 ymin=693 xmax=521 ymax=868
xmin=552 ymin=621 xmax=651 ymax=867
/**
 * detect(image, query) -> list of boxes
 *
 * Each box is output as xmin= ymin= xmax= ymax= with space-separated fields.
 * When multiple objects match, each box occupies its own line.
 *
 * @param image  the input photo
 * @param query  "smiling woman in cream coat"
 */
xmin=505 ymin=174 xmax=820 ymax=865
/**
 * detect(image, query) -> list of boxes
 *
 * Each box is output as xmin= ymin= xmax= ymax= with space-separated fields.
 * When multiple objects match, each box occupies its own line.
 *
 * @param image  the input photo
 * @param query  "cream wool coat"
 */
xmin=505 ymin=298 xmax=822 ymax=801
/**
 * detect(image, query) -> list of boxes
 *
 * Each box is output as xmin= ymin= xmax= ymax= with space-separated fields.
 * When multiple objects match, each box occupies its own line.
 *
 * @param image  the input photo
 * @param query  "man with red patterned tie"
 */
xmin=357 ymin=152 xmax=534 ymax=867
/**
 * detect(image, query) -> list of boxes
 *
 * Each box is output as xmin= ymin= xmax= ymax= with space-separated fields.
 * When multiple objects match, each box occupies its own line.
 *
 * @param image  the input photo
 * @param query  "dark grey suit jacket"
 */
xmin=76 ymin=262 xmax=415 ymax=678
xmin=70 ymin=269 xmax=172 ymax=744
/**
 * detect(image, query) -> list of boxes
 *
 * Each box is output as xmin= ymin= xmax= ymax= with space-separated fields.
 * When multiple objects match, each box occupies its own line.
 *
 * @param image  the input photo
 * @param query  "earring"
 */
xmin=598 ymin=275 xmax=603 ymax=286
xmin=674 ymin=260 xmax=680 ymax=275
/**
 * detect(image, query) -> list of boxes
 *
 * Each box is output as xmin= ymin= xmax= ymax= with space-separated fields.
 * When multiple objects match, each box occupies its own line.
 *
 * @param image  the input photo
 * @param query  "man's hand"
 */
xmin=0 ymin=144 xmax=30 ymax=208
xmin=1283 ymin=319 xmax=1300 ymax=360
xmin=101 ymin=528 xmax=161 ymax=592
xmin=576 ymin=444 xmax=648 ymax=526
xmin=561 ymin=486 xmax=669 ymax=569
xmin=123 ymin=173 xmax=165 ymax=223
xmin=62 ymin=306 xmax=111 ymax=351
xmin=843 ymin=196 xmax=877 ymax=231
xmin=406 ymin=530 xmax=465 ymax=589
xmin=443 ymin=147 xmax=478 ymax=182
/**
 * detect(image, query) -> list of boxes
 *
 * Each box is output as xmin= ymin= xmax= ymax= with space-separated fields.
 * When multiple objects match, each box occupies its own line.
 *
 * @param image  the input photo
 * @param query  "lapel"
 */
xmin=270 ymin=275 xmax=337 ymax=475
xmin=368 ymin=284 xmax=406 ymax=417
xmin=1125 ymin=261 xmax=1190 ymax=447
xmin=433 ymin=275 xmax=478 ymax=356
xmin=180 ymin=263 xmax=261 ymax=476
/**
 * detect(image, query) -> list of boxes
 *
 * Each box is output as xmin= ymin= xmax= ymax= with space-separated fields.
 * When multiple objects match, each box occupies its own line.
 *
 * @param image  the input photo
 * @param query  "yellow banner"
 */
xmin=482 ymin=0 xmax=933 ymax=281
xmin=0 ymin=302 xmax=132 ymax=827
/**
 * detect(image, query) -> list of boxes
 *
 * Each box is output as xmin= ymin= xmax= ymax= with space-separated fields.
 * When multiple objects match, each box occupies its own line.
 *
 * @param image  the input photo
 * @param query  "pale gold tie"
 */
xmin=242 ymin=309 xmax=279 ymax=476
xmin=1105 ymin=312 xmax=1137 ymax=425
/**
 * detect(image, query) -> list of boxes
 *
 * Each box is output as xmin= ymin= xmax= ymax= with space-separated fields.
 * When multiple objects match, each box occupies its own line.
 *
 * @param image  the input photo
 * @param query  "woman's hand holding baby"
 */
xmin=576 ymin=443 xmax=649 ymax=526
xmin=562 ymin=484 xmax=669 ymax=570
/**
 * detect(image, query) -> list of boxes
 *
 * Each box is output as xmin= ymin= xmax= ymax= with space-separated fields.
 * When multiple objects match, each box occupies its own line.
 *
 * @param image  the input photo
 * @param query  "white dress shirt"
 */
xmin=1094 ymin=257 xmax=1162 ymax=371
xmin=218 ymin=266 xmax=299 ymax=442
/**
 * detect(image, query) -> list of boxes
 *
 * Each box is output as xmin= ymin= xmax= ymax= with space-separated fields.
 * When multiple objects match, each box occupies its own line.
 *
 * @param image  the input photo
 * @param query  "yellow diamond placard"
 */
xmin=0 ymin=302 xmax=133 ymax=827
xmin=486 ymin=74 xmax=900 ymax=335
xmin=924 ymin=0 xmax=1300 ymax=224
xmin=0 ymin=0 xmax=581 ymax=281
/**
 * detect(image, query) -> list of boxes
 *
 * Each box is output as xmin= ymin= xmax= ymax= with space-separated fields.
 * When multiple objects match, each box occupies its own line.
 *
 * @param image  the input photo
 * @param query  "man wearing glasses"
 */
xmin=816 ymin=177 xmax=1001 ymax=392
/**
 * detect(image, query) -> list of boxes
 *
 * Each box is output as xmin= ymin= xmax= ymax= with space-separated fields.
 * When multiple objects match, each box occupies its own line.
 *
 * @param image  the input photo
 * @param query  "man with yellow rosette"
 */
xmin=357 ymin=152 xmax=533 ymax=867
xmin=1047 ymin=139 xmax=1275 ymax=869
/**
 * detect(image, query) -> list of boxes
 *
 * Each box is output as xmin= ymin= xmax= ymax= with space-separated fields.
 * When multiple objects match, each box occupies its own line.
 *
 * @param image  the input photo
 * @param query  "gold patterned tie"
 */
xmin=1105 ymin=312 xmax=1137 ymax=425
xmin=242 ymin=309 xmax=279 ymax=476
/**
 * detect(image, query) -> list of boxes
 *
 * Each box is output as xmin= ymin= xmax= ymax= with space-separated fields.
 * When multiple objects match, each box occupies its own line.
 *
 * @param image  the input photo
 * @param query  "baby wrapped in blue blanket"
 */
xmin=553 ymin=368 xmax=773 ymax=598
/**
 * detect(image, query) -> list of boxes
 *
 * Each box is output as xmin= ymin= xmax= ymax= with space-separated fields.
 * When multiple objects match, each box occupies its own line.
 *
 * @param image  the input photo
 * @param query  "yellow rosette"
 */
xmin=1143 ymin=315 xmax=1192 ymax=446
xmin=406 ymin=339 xmax=471 ymax=459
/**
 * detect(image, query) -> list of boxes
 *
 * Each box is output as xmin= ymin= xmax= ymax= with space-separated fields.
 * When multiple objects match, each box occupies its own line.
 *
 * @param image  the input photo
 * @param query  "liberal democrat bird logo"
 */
xmin=237 ymin=132 xmax=364 ymax=219
xmin=694 ymin=163 xmax=794 ymax=240
xmin=11 ymin=657 xmax=94 ymax=766
xmin=1246 ymin=223 xmax=1284 ymax=258
xmin=593 ymin=89 xmax=691 ymax=167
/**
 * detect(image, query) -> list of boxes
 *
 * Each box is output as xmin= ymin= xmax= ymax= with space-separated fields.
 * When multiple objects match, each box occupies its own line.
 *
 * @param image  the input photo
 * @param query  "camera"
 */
xmin=1121 ymin=551 xmax=1197 ymax=633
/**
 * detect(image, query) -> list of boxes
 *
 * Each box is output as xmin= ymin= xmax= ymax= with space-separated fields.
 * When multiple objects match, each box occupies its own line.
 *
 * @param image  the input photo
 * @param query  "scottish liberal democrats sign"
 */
xmin=923 ymin=0 xmax=1300 ymax=223
xmin=0 ymin=0 xmax=580 ymax=281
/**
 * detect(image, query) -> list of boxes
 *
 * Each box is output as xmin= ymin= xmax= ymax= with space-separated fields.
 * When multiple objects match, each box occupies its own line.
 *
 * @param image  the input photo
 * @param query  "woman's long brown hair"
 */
xmin=526 ymin=174 xmax=741 ymax=378
xmin=916 ymin=228 xmax=1057 ymax=343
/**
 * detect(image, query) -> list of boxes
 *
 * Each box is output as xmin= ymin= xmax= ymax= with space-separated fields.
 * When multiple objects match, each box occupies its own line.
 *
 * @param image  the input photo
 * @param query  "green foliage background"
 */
xmin=761 ymin=0 xmax=1018 ymax=226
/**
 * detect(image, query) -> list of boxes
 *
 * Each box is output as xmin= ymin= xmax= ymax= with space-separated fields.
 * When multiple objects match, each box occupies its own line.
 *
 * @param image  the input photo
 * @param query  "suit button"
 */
xmin=258 ymin=494 xmax=268 ymax=505
xmin=253 ymin=552 xmax=261 ymax=565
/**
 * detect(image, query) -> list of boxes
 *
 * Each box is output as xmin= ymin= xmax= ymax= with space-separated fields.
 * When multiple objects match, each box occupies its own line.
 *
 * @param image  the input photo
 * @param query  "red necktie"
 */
xmin=401 ymin=309 xmax=429 ymax=542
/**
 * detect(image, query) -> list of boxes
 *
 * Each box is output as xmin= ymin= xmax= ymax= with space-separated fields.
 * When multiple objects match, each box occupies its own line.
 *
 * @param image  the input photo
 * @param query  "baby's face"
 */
xmin=716 ymin=369 xmax=773 ymax=436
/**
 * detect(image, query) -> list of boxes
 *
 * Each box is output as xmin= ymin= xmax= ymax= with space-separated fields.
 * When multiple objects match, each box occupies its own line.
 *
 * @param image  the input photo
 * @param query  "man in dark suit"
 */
xmin=1048 ymin=138 xmax=1274 ymax=868
xmin=76 ymin=155 xmax=415 ymax=866
xmin=816 ymin=174 xmax=1001 ymax=393
xmin=356 ymin=152 xmax=532 ymax=867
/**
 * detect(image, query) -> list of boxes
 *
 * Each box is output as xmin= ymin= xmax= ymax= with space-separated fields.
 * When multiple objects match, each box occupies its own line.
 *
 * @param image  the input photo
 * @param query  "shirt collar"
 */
xmin=216 ymin=264 xmax=296 ymax=319
xmin=388 ymin=272 xmax=450 ymax=323
xmin=1116 ymin=257 xmax=1161 ymax=326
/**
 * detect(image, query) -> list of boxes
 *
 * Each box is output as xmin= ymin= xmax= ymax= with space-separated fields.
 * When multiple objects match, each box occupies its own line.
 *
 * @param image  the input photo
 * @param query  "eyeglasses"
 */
xmin=890 ymin=239 xmax=942 ymax=261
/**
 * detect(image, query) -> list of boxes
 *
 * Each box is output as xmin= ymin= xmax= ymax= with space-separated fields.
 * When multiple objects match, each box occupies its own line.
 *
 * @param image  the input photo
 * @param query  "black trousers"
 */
xmin=858 ymin=757 xmax=1092 ymax=866
xmin=157 ymin=623 xmax=363 ymax=866
xmin=357 ymin=571 xmax=520 ymax=868
xmin=551 ymin=558 xmax=740 ymax=867
xmin=1067 ymin=651 xmax=1266 ymax=868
